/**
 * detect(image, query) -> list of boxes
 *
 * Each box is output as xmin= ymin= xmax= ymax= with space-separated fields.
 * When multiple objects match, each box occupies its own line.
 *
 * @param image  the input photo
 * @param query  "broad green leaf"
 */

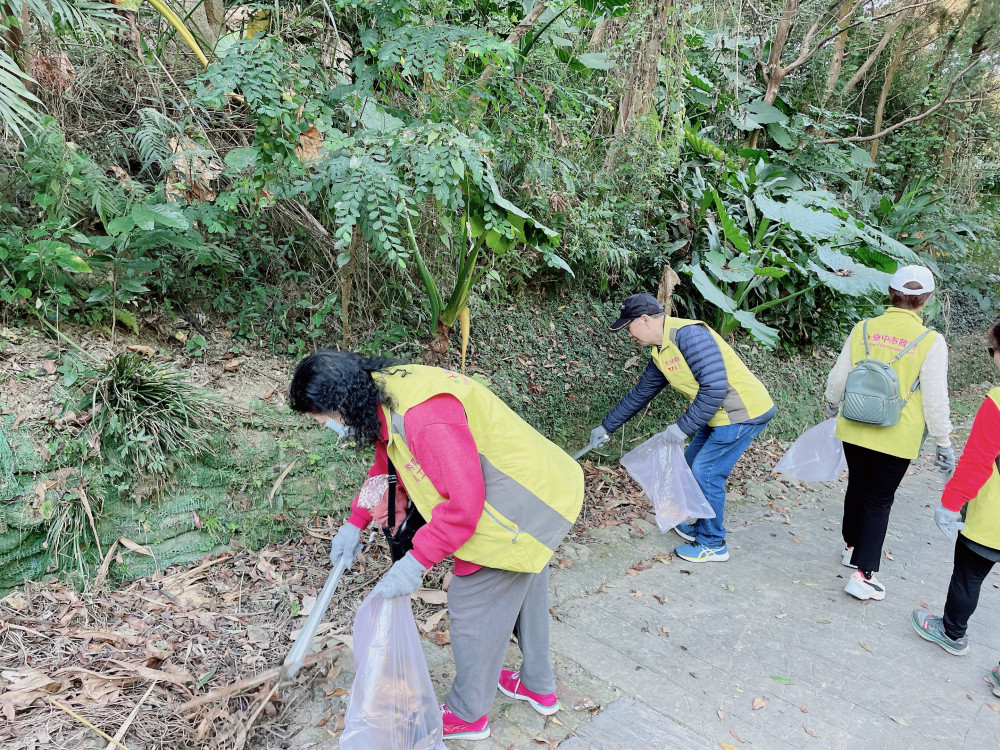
xmin=224 ymin=147 xmax=258 ymax=171
xmin=752 ymin=266 xmax=790 ymax=278
xmin=745 ymin=100 xmax=788 ymax=124
xmin=106 ymin=216 xmax=135 ymax=235
xmin=754 ymin=195 xmax=841 ymax=239
xmin=732 ymin=310 xmax=779 ymax=348
xmin=575 ymin=53 xmax=614 ymax=71
xmin=713 ymin=195 xmax=751 ymax=253
xmin=119 ymin=278 xmax=149 ymax=294
xmin=86 ymin=284 xmax=114 ymax=303
xmin=767 ymin=122 xmax=795 ymax=149
xmin=809 ymin=248 xmax=891 ymax=297
xmin=357 ymin=98 xmax=405 ymax=132
xmin=144 ymin=202 xmax=189 ymax=229
xmin=769 ymin=675 xmax=795 ymax=685
xmin=731 ymin=100 xmax=788 ymax=131
xmin=685 ymin=264 xmax=778 ymax=348
xmin=849 ymin=147 xmax=878 ymax=169
xmin=705 ymin=251 xmax=754 ymax=283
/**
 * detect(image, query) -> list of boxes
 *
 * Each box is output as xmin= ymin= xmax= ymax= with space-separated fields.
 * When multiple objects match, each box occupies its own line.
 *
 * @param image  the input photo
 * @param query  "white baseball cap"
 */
xmin=889 ymin=265 xmax=935 ymax=295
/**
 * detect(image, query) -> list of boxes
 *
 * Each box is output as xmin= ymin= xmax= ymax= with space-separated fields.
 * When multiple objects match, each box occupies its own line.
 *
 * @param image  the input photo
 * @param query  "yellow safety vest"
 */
xmin=373 ymin=365 xmax=584 ymax=573
xmin=650 ymin=317 xmax=774 ymax=427
xmin=836 ymin=308 xmax=938 ymax=459
xmin=957 ymin=388 xmax=1000 ymax=551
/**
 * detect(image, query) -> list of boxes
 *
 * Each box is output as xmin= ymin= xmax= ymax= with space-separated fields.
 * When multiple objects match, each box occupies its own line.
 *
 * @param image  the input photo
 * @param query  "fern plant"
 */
xmin=22 ymin=117 xmax=129 ymax=224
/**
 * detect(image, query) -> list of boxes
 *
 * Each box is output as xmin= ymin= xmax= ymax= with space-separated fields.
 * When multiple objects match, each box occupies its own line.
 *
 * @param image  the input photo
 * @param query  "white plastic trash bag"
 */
xmin=620 ymin=434 xmax=715 ymax=533
xmin=340 ymin=593 xmax=446 ymax=750
xmin=773 ymin=418 xmax=846 ymax=482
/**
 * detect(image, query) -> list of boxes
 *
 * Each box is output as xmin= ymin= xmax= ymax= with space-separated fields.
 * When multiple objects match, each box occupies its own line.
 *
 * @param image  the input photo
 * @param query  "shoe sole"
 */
xmin=844 ymin=579 xmax=885 ymax=601
xmin=497 ymin=683 xmax=560 ymax=715
xmin=674 ymin=527 xmax=696 ymax=542
xmin=444 ymin=727 xmax=491 ymax=741
xmin=675 ymin=550 xmax=729 ymax=563
xmin=910 ymin=612 xmax=969 ymax=655
xmin=842 ymin=549 xmax=857 ymax=569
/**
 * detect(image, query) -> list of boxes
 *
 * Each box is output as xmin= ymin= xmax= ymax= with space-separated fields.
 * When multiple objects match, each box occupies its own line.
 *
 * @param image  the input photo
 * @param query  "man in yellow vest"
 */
xmin=911 ymin=319 xmax=1000 ymax=698
xmin=825 ymin=265 xmax=954 ymax=601
xmin=590 ymin=293 xmax=775 ymax=563
xmin=289 ymin=351 xmax=584 ymax=741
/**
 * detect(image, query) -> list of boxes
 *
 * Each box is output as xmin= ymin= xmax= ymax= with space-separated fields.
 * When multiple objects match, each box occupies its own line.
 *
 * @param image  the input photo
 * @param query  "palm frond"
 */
xmin=0 ymin=49 xmax=42 ymax=142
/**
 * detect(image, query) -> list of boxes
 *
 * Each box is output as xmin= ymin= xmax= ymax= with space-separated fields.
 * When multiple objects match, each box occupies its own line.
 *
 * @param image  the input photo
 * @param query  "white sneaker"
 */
xmin=842 ymin=546 xmax=857 ymax=569
xmin=844 ymin=570 xmax=885 ymax=601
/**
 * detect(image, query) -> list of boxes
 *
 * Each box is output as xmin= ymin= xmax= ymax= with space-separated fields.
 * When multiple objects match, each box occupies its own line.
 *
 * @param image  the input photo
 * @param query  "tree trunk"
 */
xmin=603 ymin=0 xmax=677 ymax=168
xmin=841 ymin=9 xmax=911 ymax=95
xmin=926 ymin=0 xmax=977 ymax=94
xmin=867 ymin=25 xmax=910 ymax=183
xmin=177 ymin=0 xmax=226 ymax=50
xmin=747 ymin=0 xmax=800 ymax=149
xmin=819 ymin=0 xmax=854 ymax=108
xmin=467 ymin=1 xmax=549 ymax=111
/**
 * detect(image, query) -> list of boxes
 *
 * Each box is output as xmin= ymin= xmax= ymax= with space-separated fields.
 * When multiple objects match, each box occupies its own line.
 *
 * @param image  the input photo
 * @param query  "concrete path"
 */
xmin=284 ymin=446 xmax=1000 ymax=749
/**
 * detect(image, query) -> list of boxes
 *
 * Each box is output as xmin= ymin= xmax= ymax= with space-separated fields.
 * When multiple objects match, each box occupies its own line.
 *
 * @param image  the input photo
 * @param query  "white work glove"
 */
xmin=824 ymin=402 xmax=839 ymax=419
xmin=935 ymin=445 xmax=956 ymax=475
xmin=589 ymin=425 xmax=610 ymax=447
xmin=329 ymin=523 xmax=363 ymax=570
xmin=372 ymin=552 xmax=427 ymax=599
xmin=660 ymin=423 xmax=688 ymax=443
xmin=934 ymin=506 xmax=965 ymax=541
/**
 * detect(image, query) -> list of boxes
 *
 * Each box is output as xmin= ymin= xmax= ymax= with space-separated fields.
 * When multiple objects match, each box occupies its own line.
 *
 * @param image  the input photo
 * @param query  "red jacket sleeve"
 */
xmin=402 ymin=394 xmax=485 ymax=569
xmin=941 ymin=396 xmax=1000 ymax=511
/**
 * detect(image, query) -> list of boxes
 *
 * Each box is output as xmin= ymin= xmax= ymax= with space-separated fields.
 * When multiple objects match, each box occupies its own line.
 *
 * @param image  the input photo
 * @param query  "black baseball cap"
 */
xmin=609 ymin=293 xmax=664 ymax=331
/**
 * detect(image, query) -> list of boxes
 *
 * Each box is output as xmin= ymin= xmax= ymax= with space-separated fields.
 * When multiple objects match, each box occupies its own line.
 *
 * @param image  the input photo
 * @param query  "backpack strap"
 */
xmin=861 ymin=319 xmax=871 ymax=358
xmin=894 ymin=329 xmax=934 ymax=398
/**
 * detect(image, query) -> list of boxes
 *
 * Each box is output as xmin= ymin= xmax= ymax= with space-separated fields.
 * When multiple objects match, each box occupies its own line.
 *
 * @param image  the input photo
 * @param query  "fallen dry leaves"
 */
xmin=0 ymin=533 xmax=448 ymax=750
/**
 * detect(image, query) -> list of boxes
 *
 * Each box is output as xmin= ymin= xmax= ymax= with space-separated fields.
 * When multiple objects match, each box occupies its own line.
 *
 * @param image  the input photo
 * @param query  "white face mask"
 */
xmin=325 ymin=418 xmax=350 ymax=438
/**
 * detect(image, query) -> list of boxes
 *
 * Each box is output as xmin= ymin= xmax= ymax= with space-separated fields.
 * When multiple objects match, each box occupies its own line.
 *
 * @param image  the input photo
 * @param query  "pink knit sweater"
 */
xmin=347 ymin=394 xmax=485 ymax=575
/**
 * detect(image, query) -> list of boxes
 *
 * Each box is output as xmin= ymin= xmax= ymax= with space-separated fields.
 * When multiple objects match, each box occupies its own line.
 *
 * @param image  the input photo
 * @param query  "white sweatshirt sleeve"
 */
xmin=919 ymin=334 xmax=952 ymax=447
xmin=824 ymin=336 xmax=854 ymax=406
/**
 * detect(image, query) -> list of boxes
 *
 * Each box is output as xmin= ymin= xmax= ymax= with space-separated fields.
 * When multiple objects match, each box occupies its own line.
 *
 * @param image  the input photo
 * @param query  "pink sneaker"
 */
xmin=440 ymin=704 xmax=490 ymax=741
xmin=497 ymin=669 xmax=560 ymax=715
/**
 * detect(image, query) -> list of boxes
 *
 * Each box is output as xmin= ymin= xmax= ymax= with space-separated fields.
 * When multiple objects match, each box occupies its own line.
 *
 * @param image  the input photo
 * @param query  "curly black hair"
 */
xmin=989 ymin=319 xmax=1000 ymax=349
xmin=289 ymin=350 xmax=406 ymax=445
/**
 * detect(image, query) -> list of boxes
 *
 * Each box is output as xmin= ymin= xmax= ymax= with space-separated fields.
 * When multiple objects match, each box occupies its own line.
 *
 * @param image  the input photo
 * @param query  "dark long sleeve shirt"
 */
xmin=602 ymin=325 xmax=730 ymax=436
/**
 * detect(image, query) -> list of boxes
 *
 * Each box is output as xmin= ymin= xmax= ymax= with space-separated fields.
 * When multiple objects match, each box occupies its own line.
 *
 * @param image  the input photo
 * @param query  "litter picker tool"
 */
xmin=281 ymin=555 xmax=349 ymax=679
xmin=572 ymin=436 xmax=606 ymax=460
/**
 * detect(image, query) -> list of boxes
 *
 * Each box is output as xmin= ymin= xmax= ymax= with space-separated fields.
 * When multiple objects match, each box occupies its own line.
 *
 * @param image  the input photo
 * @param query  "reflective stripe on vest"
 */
xmin=958 ymin=388 xmax=1000 ymax=551
xmin=650 ymin=317 xmax=774 ymax=427
xmin=835 ymin=308 xmax=938 ymax=459
xmin=374 ymin=365 xmax=584 ymax=573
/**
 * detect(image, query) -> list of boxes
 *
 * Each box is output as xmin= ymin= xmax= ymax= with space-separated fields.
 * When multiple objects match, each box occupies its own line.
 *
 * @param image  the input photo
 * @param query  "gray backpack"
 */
xmin=840 ymin=320 xmax=932 ymax=428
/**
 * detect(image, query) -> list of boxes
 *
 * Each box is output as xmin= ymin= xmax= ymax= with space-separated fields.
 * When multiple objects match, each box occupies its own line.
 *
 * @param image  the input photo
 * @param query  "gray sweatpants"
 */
xmin=445 ymin=564 xmax=556 ymax=722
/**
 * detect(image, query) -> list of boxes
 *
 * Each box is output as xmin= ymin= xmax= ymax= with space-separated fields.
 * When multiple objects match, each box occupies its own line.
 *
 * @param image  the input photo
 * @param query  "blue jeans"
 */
xmin=685 ymin=420 xmax=770 ymax=547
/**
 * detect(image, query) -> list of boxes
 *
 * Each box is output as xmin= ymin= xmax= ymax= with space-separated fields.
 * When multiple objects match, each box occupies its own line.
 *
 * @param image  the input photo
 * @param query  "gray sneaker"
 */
xmin=989 ymin=666 xmax=1000 ymax=698
xmin=911 ymin=609 xmax=969 ymax=656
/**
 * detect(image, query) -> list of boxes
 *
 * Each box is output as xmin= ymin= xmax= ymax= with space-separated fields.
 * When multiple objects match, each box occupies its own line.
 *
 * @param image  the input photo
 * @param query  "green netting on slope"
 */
xmin=1 ymin=417 xmax=367 ymax=593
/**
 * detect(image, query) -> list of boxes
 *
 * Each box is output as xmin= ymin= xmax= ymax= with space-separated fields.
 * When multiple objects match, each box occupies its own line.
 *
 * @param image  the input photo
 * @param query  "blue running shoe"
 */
xmin=675 ymin=542 xmax=729 ymax=563
xmin=674 ymin=522 xmax=696 ymax=542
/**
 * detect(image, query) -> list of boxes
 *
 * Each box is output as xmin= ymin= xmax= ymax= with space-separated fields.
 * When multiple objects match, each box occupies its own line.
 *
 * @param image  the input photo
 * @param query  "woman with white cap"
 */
xmin=824 ymin=265 xmax=954 ymax=601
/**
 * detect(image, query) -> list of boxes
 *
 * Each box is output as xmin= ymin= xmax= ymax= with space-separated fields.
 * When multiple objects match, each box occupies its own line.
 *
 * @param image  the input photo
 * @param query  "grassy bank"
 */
xmin=2 ymin=296 xmax=995 ymax=591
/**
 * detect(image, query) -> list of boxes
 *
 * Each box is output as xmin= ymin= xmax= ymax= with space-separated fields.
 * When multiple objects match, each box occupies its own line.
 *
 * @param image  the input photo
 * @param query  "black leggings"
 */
xmin=842 ymin=442 xmax=911 ymax=573
xmin=942 ymin=538 xmax=997 ymax=640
